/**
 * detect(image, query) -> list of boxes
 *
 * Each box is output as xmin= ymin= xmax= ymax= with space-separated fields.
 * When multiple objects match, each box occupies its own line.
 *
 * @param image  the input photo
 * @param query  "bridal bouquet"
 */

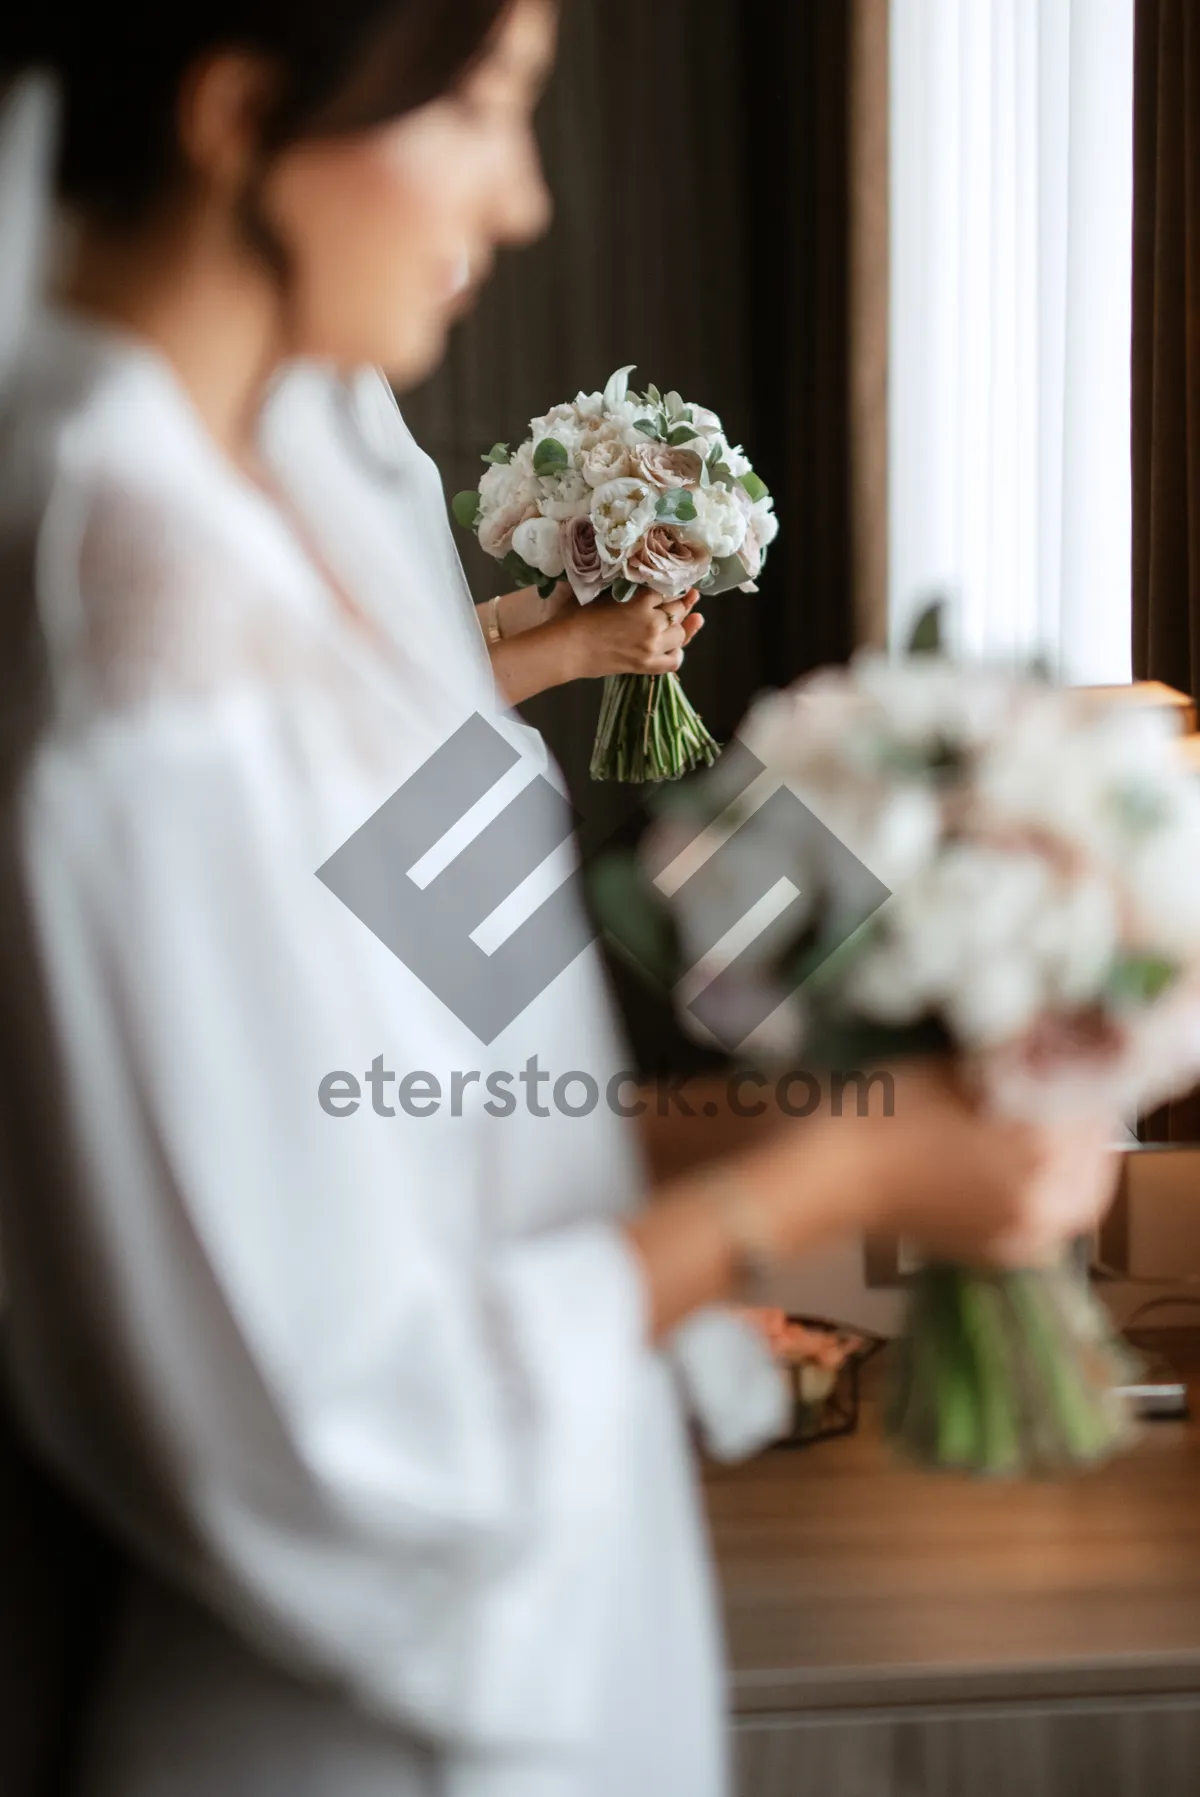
xmin=452 ymin=366 xmax=778 ymax=783
xmin=597 ymin=614 xmax=1200 ymax=1476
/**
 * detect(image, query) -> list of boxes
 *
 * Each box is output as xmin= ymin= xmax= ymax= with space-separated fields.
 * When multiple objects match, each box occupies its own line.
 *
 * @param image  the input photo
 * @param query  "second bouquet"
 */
xmin=453 ymin=366 xmax=778 ymax=783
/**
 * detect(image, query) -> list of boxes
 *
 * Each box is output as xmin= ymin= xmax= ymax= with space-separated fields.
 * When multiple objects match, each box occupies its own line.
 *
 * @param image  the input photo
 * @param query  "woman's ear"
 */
xmin=176 ymin=52 xmax=280 ymax=196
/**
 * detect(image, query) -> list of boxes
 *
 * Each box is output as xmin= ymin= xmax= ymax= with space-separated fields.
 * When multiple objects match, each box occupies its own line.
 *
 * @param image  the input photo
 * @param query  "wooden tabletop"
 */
xmin=706 ymin=1335 xmax=1200 ymax=1714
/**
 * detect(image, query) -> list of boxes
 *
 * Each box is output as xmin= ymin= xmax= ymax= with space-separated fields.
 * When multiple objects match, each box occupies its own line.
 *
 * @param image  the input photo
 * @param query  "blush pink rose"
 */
xmin=562 ymin=516 xmax=609 ymax=604
xmin=625 ymin=525 xmax=712 ymax=599
xmin=635 ymin=445 xmax=704 ymax=491
xmin=581 ymin=438 xmax=638 ymax=488
xmin=479 ymin=500 xmax=539 ymax=561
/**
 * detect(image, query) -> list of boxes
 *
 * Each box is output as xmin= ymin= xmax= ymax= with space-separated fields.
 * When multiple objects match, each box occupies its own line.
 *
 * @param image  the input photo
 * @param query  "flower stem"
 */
xmin=886 ymin=1259 xmax=1139 ymax=1477
xmin=589 ymin=673 xmax=721 ymax=783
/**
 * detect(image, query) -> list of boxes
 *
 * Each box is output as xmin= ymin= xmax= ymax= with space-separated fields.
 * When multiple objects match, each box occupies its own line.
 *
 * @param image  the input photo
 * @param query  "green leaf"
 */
xmin=533 ymin=437 xmax=570 ymax=476
xmin=699 ymin=555 xmax=752 ymax=596
xmin=664 ymin=389 xmax=687 ymax=421
xmin=739 ymin=470 xmax=770 ymax=504
xmin=907 ymin=601 xmax=945 ymax=657
xmin=667 ymin=424 xmax=700 ymax=448
xmin=646 ymin=383 xmax=662 ymax=405
xmin=633 ymin=418 xmax=665 ymax=440
xmin=611 ymin=577 xmax=638 ymax=603
xmin=656 ymin=490 xmax=698 ymax=524
xmin=452 ymin=490 xmax=482 ymax=531
xmin=708 ymin=461 xmax=737 ymax=489
xmin=481 ymin=443 xmax=511 ymax=466
xmin=537 ymin=578 xmax=560 ymax=600
xmin=499 ymin=549 xmax=543 ymax=590
xmin=604 ymin=365 xmax=637 ymax=408
xmin=1106 ymin=954 xmax=1178 ymax=1010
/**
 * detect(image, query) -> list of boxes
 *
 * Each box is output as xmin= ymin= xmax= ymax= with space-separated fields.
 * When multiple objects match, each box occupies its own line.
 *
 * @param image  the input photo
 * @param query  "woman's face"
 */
xmin=259 ymin=0 xmax=557 ymax=385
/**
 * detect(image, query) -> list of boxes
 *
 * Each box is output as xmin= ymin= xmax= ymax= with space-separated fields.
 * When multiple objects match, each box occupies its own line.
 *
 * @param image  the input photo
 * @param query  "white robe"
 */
xmin=0 ymin=309 xmax=786 ymax=1797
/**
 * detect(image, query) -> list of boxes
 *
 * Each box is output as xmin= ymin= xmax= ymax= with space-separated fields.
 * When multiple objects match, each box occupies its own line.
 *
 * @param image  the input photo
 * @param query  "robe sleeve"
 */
xmin=11 ymin=686 xmax=653 ymax=1756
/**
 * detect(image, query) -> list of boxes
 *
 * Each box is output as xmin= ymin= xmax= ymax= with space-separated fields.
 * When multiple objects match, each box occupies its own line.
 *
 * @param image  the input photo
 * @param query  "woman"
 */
xmin=0 ymin=5 xmax=1116 ymax=1795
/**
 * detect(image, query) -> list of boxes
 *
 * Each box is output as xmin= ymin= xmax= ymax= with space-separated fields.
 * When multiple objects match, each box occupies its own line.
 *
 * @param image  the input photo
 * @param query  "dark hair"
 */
xmin=4 ymin=0 xmax=515 ymax=229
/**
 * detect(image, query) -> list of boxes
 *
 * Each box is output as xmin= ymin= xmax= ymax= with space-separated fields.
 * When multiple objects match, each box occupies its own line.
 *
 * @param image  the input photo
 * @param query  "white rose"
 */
xmin=590 ymin=477 xmax=660 ymax=567
xmin=605 ymin=399 xmax=656 ymax=442
xmin=533 ymin=401 xmax=584 ymax=437
xmin=512 ymin=515 xmax=567 ymax=579
xmin=479 ymin=458 xmax=534 ymax=514
xmin=477 ymin=459 xmax=541 ymax=560
xmin=691 ymin=404 xmax=724 ymax=436
xmin=532 ymin=415 xmax=586 ymax=460
xmin=581 ymin=436 xmax=638 ymax=488
xmin=687 ymin=484 xmax=749 ymax=559
xmin=479 ymin=499 xmax=538 ymax=561
xmin=946 ymin=952 xmax=1047 ymax=1049
xmin=736 ymin=492 xmax=781 ymax=579
xmin=537 ymin=468 xmax=592 ymax=520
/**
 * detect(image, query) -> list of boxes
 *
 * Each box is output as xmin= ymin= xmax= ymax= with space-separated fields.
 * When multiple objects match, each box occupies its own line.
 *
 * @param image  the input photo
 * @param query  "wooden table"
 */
xmin=706 ymin=1337 xmax=1200 ymax=1797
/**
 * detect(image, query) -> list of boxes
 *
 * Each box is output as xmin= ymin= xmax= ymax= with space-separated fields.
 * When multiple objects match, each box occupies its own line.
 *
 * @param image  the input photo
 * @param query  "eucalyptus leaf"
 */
xmin=481 ymin=443 xmax=511 ymax=466
xmin=500 ymin=549 xmax=543 ymax=590
xmin=634 ymin=418 xmax=665 ymax=440
xmin=664 ymin=389 xmax=686 ymax=421
xmin=452 ymin=490 xmax=482 ymax=531
xmin=533 ymin=437 xmax=570 ymax=476
xmin=646 ymin=383 xmax=662 ymax=405
xmin=611 ymin=577 xmax=638 ymax=603
xmin=656 ymin=490 xmax=698 ymax=524
xmin=667 ymin=424 xmax=700 ymax=448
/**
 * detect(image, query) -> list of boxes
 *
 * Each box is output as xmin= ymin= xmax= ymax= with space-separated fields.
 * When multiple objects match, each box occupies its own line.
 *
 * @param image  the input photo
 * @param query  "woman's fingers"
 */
xmin=987 ymin=1120 xmax=1120 ymax=1267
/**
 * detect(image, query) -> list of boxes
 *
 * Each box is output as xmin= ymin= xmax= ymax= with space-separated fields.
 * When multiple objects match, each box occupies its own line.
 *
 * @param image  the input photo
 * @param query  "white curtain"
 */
xmin=888 ymin=0 xmax=1135 ymax=683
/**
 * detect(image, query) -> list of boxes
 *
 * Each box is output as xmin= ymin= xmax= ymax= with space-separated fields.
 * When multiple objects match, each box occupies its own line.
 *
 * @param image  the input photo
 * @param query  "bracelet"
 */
xmin=705 ymin=1170 xmax=777 ymax=1305
xmin=484 ymin=595 xmax=504 ymax=646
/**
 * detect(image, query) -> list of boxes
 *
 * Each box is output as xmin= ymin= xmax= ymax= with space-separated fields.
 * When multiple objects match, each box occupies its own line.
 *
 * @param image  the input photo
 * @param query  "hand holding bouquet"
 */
xmin=598 ymin=614 xmax=1200 ymax=1475
xmin=453 ymin=366 xmax=778 ymax=782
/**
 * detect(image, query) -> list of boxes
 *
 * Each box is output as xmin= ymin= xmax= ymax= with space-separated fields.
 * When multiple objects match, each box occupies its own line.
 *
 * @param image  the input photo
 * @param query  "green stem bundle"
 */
xmin=590 ymin=672 xmax=721 ymax=784
xmin=886 ymin=1260 xmax=1140 ymax=1477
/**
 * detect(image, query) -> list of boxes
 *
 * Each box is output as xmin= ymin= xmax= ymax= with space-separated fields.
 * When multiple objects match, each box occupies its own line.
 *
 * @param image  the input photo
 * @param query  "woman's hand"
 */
xmin=486 ymin=580 xmax=575 ymax=640
xmin=555 ymin=587 xmax=705 ymax=680
xmin=486 ymin=585 xmax=705 ymax=706
xmin=624 ymin=1062 xmax=1120 ymax=1340
xmin=767 ymin=1063 xmax=1119 ymax=1271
